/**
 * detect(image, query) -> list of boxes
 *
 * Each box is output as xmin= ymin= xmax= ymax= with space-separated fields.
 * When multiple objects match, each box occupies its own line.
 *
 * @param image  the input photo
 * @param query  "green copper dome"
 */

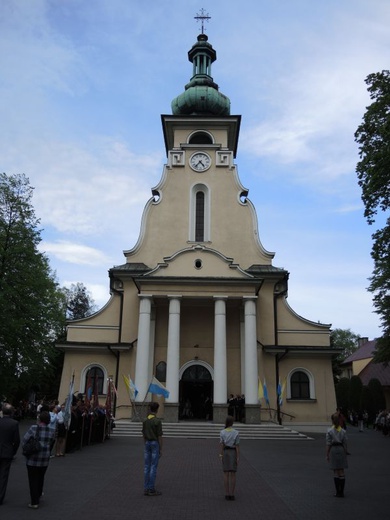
xmin=171 ymin=34 xmax=231 ymax=116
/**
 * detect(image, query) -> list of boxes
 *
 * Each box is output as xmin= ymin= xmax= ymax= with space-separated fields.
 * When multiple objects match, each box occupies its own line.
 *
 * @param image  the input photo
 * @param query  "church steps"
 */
xmin=111 ymin=420 xmax=311 ymax=440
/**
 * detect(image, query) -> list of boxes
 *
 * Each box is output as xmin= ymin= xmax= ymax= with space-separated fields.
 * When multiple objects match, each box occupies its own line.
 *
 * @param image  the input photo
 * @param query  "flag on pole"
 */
xmin=258 ymin=378 xmax=269 ymax=405
xmin=85 ymin=370 xmax=93 ymax=406
xmin=105 ymin=379 xmax=113 ymax=418
xmin=277 ymin=378 xmax=282 ymax=402
xmin=258 ymin=378 xmax=264 ymax=401
xmin=278 ymin=378 xmax=287 ymax=406
xmin=111 ymin=380 xmax=118 ymax=398
xmin=63 ymin=373 xmax=75 ymax=428
xmin=148 ymin=376 xmax=170 ymax=398
xmin=122 ymin=374 xmax=138 ymax=401
xmin=263 ymin=378 xmax=270 ymax=405
xmin=92 ymin=376 xmax=100 ymax=409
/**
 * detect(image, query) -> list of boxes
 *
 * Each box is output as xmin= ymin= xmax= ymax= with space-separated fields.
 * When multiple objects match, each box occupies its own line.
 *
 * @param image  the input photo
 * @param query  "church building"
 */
xmin=57 ymin=29 xmax=337 ymax=428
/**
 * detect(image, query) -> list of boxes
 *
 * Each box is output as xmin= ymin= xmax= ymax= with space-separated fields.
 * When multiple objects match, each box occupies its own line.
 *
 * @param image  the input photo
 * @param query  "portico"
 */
xmin=133 ymin=289 xmax=259 ymax=423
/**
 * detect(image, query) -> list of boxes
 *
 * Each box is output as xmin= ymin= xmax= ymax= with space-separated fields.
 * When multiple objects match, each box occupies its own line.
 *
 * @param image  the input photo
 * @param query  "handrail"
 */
xmin=260 ymin=407 xmax=295 ymax=424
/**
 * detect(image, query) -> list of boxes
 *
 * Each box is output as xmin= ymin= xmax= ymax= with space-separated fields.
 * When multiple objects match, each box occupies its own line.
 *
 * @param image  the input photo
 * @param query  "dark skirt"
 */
xmin=57 ymin=423 xmax=66 ymax=438
xmin=329 ymin=445 xmax=348 ymax=470
xmin=222 ymin=448 xmax=237 ymax=472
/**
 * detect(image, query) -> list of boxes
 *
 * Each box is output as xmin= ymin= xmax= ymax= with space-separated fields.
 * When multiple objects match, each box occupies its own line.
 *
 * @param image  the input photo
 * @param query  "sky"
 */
xmin=1 ymin=0 xmax=388 ymax=340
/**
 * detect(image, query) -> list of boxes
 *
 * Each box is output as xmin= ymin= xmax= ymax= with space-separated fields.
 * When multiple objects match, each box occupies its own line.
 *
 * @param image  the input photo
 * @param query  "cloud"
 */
xmin=238 ymin=2 xmax=390 ymax=186
xmin=2 ymin=135 xmax=162 ymax=236
xmin=334 ymin=204 xmax=363 ymax=214
xmin=40 ymin=240 xmax=112 ymax=266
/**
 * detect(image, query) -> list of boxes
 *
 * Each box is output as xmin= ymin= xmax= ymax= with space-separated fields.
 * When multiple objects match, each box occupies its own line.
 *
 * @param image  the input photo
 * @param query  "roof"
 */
xmin=341 ymin=339 xmax=377 ymax=364
xmin=110 ymin=263 xmax=151 ymax=274
xmin=246 ymin=264 xmax=287 ymax=275
xmin=359 ymin=360 xmax=390 ymax=386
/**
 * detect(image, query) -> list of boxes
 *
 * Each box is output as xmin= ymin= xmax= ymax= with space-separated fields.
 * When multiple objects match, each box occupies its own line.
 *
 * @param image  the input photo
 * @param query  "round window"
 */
xmin=194 ymin=259 xmax=202 ymax=269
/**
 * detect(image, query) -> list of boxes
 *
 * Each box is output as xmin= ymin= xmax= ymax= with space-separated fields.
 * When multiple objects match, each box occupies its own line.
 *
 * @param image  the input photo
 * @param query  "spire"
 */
xmin=171 ymin=12 xmax=230 ymax=116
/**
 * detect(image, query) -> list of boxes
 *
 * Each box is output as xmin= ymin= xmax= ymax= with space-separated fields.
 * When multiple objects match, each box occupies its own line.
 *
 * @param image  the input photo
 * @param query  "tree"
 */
xmin=348 ymin=375 xmax=363 ymax=412
xmin=355 ymin=70 xmax=390 ymax=361
xmin=330 ymin=328 xmax=360 ymax=380
xmin=335 ymin=377 xmax=350 ymax=412
xmin=368 ymin=377 xmax=386 ymax=412
xmin=0 ymin=173 xmax=66 ymax=400
xmin=62 ymin=282 xmax=96 ymax=320
xmin=360 ymin=385 xmax=374 ymax=417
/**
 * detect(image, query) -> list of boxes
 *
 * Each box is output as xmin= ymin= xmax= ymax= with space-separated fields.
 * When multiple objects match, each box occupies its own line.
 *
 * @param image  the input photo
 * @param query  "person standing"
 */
xmin=55 ymin=405 xmax=66 ymax=456
xmin=326 ymin=412 xmax=348 ymax=498
xmin=48 ymin=404 xmax=58 ymax=456
xmin=219 ymin=415 xmax=240 ymax=501
xmin=23 ymin=410 xmax=55 ymax=509
xmin=0 ymin=404 xmax=20 ymax=505
xmin=142 ymin=402 xmax=163 ymax=496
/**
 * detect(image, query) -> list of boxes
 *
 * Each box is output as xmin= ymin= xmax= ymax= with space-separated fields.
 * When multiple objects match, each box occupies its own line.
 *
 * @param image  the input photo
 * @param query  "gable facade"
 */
xmin=57 ymin=32 xmax=337 ymax=428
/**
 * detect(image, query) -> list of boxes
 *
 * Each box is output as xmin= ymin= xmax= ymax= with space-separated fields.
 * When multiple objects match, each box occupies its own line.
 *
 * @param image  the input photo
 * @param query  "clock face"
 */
xmin=189 ymin=152 xmax=211 ymax=172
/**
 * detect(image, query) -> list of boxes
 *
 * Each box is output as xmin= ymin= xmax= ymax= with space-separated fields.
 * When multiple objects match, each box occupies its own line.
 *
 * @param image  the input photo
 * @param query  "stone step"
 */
xmin=111 ymin=420 xmax=312 ymax=440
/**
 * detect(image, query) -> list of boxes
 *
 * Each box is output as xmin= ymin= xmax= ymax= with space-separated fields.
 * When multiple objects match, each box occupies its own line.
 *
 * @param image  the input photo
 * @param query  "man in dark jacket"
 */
xmin=0 ymin=403 xmax=20 ymax=505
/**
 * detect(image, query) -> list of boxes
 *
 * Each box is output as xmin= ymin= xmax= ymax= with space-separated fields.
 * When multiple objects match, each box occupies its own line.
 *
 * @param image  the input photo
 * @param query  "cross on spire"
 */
xmin=194 ymin=8 xmax=211 ymax=34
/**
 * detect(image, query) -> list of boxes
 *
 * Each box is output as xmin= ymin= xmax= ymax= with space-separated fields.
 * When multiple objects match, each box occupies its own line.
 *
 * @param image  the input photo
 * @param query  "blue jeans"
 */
xmin=144 ymin=441 xmax=160 ymax=491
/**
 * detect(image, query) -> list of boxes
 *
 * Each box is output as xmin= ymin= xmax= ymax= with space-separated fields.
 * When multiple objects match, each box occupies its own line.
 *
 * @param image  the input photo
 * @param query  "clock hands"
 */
xmin=190 ymin=153 xmax=210 ymax=171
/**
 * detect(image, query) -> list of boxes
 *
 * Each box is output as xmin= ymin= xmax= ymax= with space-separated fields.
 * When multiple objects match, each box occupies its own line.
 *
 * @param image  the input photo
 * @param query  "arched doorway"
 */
xmin=179 ymin=364 xmax=213 ymax=421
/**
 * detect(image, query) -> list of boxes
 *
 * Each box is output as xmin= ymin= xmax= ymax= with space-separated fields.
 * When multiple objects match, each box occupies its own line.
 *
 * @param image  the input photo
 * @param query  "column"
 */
xmin=243 ymin=296 xmax=258 ymax=404
xmin=134 ymin=295 xmax=153 ymax=402
xmin=213 ymin=296 xmax=227 ymax=404
xmin=166 ymin=296 xmax=181 ymax=403
xmin=240 ymin=308 xmax=245 ymax=394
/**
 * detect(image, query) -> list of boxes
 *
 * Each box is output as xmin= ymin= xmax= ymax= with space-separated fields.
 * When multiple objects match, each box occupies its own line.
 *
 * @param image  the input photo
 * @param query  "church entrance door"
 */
xmin=179 ymin=364 xmax=213 ymax=421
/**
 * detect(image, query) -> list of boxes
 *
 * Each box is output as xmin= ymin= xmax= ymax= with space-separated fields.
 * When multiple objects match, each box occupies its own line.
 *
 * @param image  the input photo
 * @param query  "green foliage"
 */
xmin=348 ymin=375 xmax=363 ymax=411
xmin=335 ymin=377 xmax=350 ymax=411
xmin=336 ymin=376 xmax=386 ymax=415
xmin=62 ymin=282 xmax=96 ymax=321
xmin=355 ymin=70 xmax=390 ymax=361
xmin=369 ymin=222 xmax=390 ymax=362
xmin=330 ymin=328 xmax=360 ymax=380
xmin=360 ymin=386 xmax=374 ymax=416
xmin=0 ymin=173 xmax=66 ymax=399
xmin=368 ymin=378 xmax=386 ymax=411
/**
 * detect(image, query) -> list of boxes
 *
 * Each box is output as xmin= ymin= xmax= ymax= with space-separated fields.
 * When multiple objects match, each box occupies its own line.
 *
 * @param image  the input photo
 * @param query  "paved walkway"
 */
xmin=2 ymin=422 xmax=389 ymax=520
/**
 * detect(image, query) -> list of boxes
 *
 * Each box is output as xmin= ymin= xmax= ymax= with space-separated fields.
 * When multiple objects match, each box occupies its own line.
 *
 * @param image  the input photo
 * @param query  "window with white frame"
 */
xmin=287 ymin=368 xmax=315 ymax=400
xmin=84 ymin=365 xmax=106 ymax=397
xmin=189 ymin=184 xmax=210 ymax=242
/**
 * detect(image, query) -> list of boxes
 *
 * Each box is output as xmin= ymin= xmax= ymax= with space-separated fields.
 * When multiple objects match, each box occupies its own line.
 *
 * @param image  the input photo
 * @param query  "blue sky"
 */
xmin=1 ymin=0 xmax=388 ymax=339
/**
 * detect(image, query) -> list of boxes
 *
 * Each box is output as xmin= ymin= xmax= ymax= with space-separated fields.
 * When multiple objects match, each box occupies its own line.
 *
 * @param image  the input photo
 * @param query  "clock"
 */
xmin=189 ymin=152 xmax=211 ymax=172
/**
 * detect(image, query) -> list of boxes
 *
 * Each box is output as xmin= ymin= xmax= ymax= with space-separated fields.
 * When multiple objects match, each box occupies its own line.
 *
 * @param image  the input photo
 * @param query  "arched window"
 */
xmin=181 ymin=364 xmax=212 ymax=381
xmin=189 ymin=184 xmax=210 ymax=242
xmin=290 ymin=371 xmax=309 ymax=399
xmin=84 ymin=366 xmax=105 ymax=397
xmin=188 ymin=131 xmax=213 ymax=145
xmin=156 ymin=361 xmax=167 ymax=383
xmin=287 ymin=368 xmax=315 ymax=400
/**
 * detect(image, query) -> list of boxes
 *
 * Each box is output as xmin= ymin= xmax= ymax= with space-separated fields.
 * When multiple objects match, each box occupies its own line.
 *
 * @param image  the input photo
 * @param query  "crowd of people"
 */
xmin=1 ymin=394 xmax=115 ymax=453
xmin=374 ymin=410 xmax=390 ymax=435
xmin=0 ymin=395 xmax=115 ymax=509
xmin=336 ymin=407 xmax=390 ymax=436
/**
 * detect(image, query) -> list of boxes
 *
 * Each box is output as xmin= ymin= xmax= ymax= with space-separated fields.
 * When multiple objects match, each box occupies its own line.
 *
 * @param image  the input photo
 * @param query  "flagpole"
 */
xmin=275 ymin=354 xmax=282 ymax=425
xmin=128 ymin=388 xmax=142 ymax=422
xmin=80 ymin=412 xmax=85 ymax=450
xmin=137 ymin=376 xmax=153 ymax=422
xmin=122 ymin=374 xmax=142 ymax=422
